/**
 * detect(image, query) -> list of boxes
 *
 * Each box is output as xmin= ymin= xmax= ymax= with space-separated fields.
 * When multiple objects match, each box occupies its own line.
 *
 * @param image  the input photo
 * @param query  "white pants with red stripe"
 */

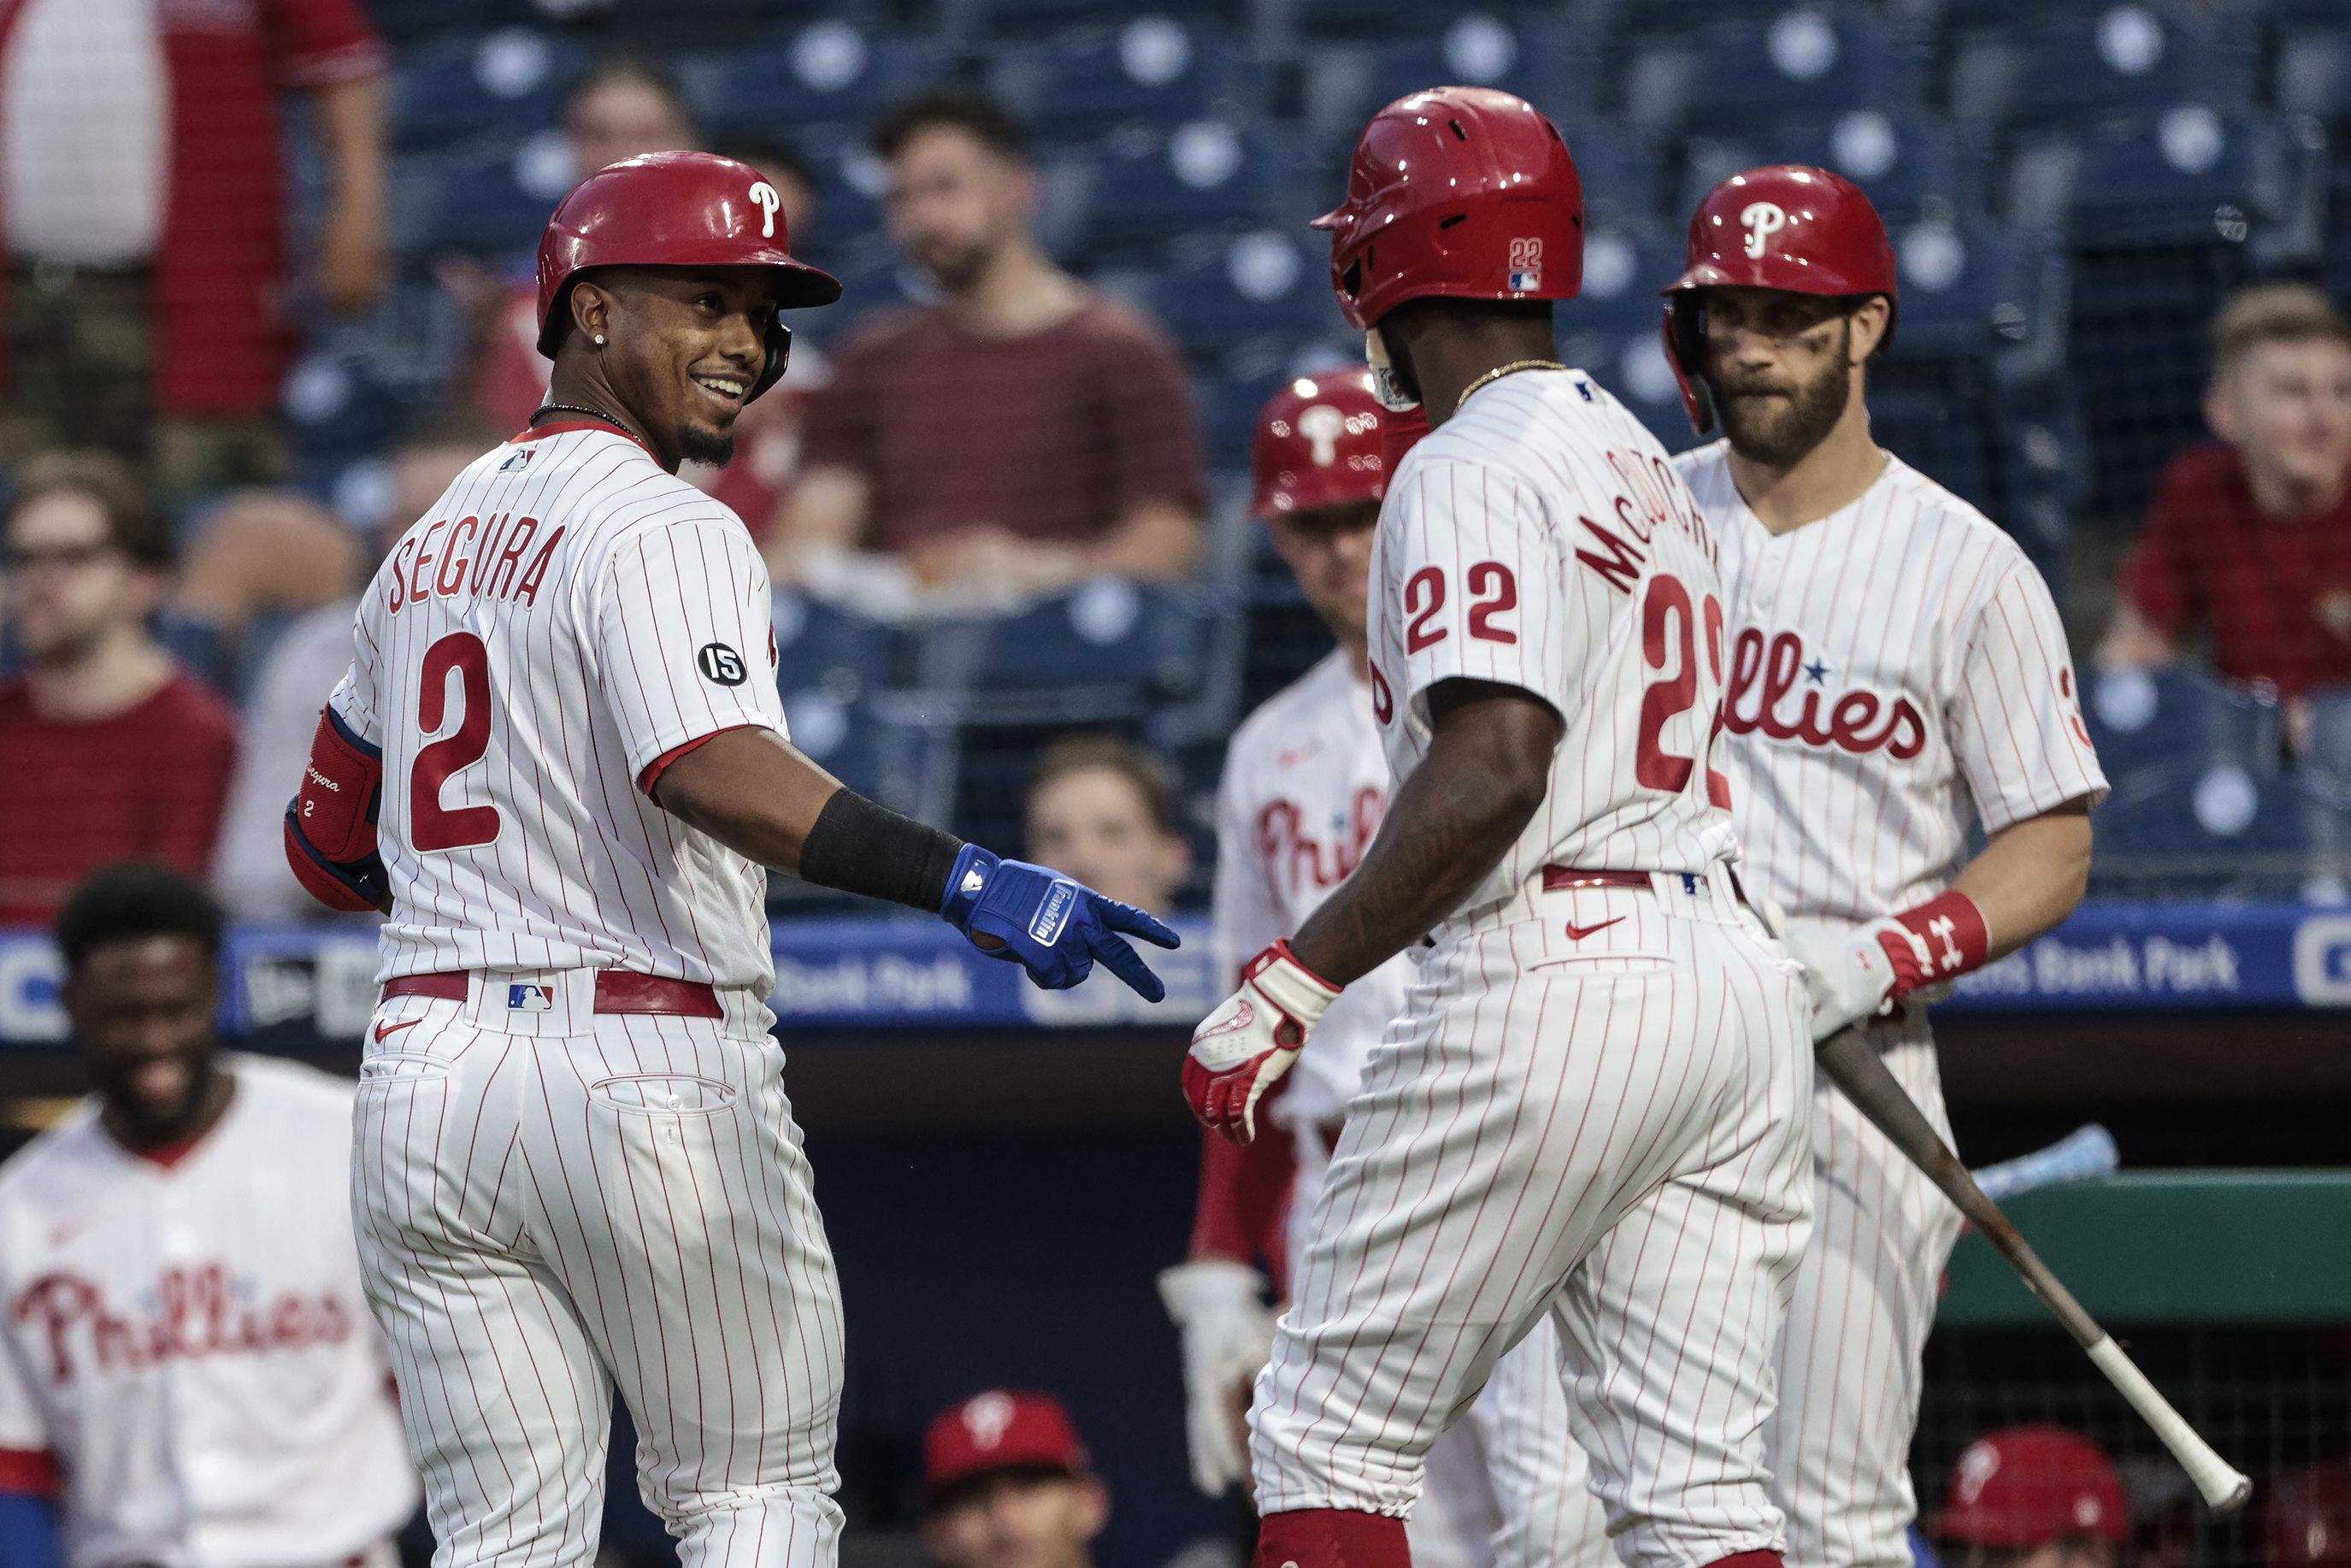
xmin=1765 ymin=1027 xmax=1965 ymax=1568
xmin=351 ymin=969 xmax=844 ymax=1568
xmin=1250 ymin=870 xmax=1816 ymax=1568
xmin=1293 ymin=1126 xmax=1613 ymax=1568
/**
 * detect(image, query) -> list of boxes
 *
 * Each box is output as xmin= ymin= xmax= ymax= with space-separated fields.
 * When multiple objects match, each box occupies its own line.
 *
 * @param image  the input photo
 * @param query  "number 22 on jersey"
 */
xmin=412 ymin=633 xmax=502 ymax=851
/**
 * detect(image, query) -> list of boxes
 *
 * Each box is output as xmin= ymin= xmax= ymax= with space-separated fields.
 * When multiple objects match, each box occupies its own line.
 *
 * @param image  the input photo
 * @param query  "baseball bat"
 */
xmin=1813 ymin=1029 xmax=2252 ymax=1514
xmin=1971 ymin=1123 xmax=2119 ymax=1204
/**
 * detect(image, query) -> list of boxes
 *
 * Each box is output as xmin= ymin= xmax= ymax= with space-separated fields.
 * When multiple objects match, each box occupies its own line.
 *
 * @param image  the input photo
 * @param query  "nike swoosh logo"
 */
xmin=1564 ymin=918 xmax=1625 ymax=941
xmin=374 ymin=1018 xmax=423 ymax=1043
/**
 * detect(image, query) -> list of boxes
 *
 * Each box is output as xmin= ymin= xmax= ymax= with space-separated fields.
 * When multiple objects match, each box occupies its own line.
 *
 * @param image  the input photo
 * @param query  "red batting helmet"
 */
xmin=1932 ymin=1427 xmax=2130 ymax=1550
xmin=1250 ymin=368 xmax=1387 ymax=520
xmin=1314 ymin=86 xmax=1582 ymax=333
xmin=1659 ymin=163 xmax=1897 ymax=432
xmin=535 ymin=150 xmax=843 ymax=404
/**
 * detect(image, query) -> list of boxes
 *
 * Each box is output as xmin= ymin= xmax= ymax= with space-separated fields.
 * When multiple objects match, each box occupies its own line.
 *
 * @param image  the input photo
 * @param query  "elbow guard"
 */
xmin=285 ymin=708 xmax=391 ymax=914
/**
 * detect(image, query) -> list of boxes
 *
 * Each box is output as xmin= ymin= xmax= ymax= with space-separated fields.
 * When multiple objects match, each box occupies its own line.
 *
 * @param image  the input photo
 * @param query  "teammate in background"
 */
xmin=1659 ymin=166 xmax=2108 ymax=1568
xmin=1183 ymin=89 xmax=1816 ymax=1568
xmin=285 ymin=151 xmax=1176 ymax=1568
xmin=921 ymin=1391 xmax=1108 ymax=1568
xmin=1024 ymin=733 xmax=1191 ymax=916
xmin=0 ymin=864 xmax=418 ymax=1568
xmin=1930 ymin=1427 xmax=2129 ymax=1568
xmin=1159 ymin=368 xmax=1609 ymax=1568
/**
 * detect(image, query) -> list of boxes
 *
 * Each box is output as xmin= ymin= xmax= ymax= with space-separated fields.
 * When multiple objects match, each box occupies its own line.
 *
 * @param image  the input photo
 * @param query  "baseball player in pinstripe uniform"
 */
xmin=1183 ymin=89 xmax=1817 ymax=1568
xmin=1660 ymin=165 xmax=2110 ymax=1568
xmin=280 ymin=150 xmax=1176 ymax=1568
xmin=1159 ymin=368 xmax=1610 ymax=1568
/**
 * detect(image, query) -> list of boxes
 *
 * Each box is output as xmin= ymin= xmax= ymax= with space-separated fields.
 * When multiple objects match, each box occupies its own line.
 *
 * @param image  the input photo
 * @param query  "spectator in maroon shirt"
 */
xmin=0 ymin=453 xmax=236 ymax=927
xmin=773 ymin=91 xmax=1203 ymax=611
xmin=2100 ymin=285 xmax=2351 ymax=728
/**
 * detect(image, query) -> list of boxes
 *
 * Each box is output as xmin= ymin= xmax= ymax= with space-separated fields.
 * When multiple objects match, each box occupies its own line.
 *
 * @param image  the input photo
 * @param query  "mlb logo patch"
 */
xmin=498 ymin=448 xmax=536 ymax=473
xmin=1507 ymin=237 xmax=1542 ymax=292
xmin=508 ymin=983 xmax=554 ymax=1011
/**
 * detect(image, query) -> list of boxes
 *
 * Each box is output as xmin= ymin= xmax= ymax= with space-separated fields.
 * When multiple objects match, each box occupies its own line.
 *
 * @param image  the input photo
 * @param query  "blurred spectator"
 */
xmin=0 ymin=864 xmax=417 ymax=1564
xmin=212 ymin=407 xmax=498 ymax=923
xmin=2266 ymin=1458 xmax=2350 ymax=1567
xmin=2100 ymin=285 xmax=2351 ymax=729
xmin=0 ymin=0 xmax=387 ymax=504
xmin=1932 ymin=1425 xmax=2128 ymax=1568
xmin=922 ymin=1390 xmax=1108 ymax=1568
xmin=464 ymin=68 xmax=822 ymax=543
xmin=1024 ymin=734 xmax=1189 ymax=914
xmin=0 ymin=454 xmax=235 ymax=928
xmin=775 ymin=90 xmax=1203 ymax=611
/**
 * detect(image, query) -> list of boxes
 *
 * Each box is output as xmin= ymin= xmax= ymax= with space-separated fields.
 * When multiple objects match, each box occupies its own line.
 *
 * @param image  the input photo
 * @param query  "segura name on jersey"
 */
xmin=385 ymin=513 xmax=569 ymax=615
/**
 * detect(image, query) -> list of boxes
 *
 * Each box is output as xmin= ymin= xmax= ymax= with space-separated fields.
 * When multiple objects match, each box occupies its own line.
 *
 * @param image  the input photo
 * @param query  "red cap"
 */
xmin=534 ymin=150 xmax=843 ymax=403
xmin=1934 ymin=1426 xmax=2130 ymax=1548
xmin=923 ymin=1390 xmax=1090 ymax=1499
xmin=1249 ymin=368 xmax=1386 ymax=520
xmin=1659 ymin=163 xmax=1897 ymax=432
xmin=2268 ymin=1460 xmax=2351 ymax=1568
xmin=1315 ymin=86 xmax=1582 ymax=332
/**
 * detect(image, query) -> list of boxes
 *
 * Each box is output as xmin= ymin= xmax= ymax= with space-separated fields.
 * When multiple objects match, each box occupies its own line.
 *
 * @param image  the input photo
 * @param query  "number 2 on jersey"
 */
xmin=412 ymin=633 xmax=502 ymax=851
xmin=1635 ymin=575 xmax=1732 ymax=808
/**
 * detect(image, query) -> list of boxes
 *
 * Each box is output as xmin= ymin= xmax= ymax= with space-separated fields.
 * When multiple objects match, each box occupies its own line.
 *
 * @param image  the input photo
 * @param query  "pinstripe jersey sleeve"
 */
xmin=1385 ymin=457 xmax=1573 ymax=721
xmin=323 ymin=596 xmax=383 ymax=746
xmin=1951 ymin=557 xmax=2110 ymax=831
xmin=590 ymin=513 xmax=788 ymax=788
xmin=1211 ymin=743 xmax=1282 ymax=989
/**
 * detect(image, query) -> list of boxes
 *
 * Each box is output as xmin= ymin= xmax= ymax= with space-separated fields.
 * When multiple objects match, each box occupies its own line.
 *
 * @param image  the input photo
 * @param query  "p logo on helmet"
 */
xmin=748 ymin=180 xmax=781 ymax=238
xmin=1740 ymin=202 xmax=1788 ymax=258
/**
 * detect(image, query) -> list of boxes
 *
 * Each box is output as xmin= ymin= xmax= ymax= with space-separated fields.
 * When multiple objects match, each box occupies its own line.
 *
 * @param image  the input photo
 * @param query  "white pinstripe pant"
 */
xmin=1251 ymin=872 xmax=1816 ymax=1568
xmin=1765 ymin=1029 xmax=1965 ymax=1568
xmin=351 ymin=970 xmax=845 ymax=1568
xmin=1293 ymin=1122 xmax=1613 ymax=1568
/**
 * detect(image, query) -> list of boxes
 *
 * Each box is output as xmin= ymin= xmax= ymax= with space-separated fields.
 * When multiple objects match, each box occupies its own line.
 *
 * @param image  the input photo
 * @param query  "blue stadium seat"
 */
xmin=1950 ymin=3 xmax=2259 ymax=130
xmin=1623 ymin=7 xmax=1931 ymax=141
xmin=988 ymin=20 xmax=1264 ymax=139
xmin=413 ymin=140 xmax=579 ymax=260
xmin=2026 ymin=109 xmax=2329 ymax=251
xmin=388 ymin=30 xmax=587 ymax=152
xmin=1069 ymin=123 xmax=1307 ymax=265
xmin=280 ymin=355 xmax=411 ymax=467
xmin=2299 ymin=691 xmax=2351 ymax=807
xmin=1679 ymin=115 xmax=1992 ymax=229
xmin=919 ymin=581 xmax=1217 ymax=724
xmin=776 ymin=686 xmax=929 ymax=815
xmin=674 ymin=26 xmax=946 ymax=142
xmin=772 ymin=592 xmax=904 ymax=700
xmin=2081 ymin=666 xmax=2283 ymax=788
xmin=1554 ymin=121 xmax=1668 ymax=234
xmin=1300 ymin=21 xmax=1600 ymax=165
xmin=2089 ymin=763 xmax=2324 ymax=898
xmin=1887 ymin=220 xmax=2069 ymax=374
xmin=949 ymin=0 xmax=1235 ymax=40
xmin=1124 ymin=231 xmax=1335 ymax=363
xmin=1288 ymin=0 xmax=1559 ymax=38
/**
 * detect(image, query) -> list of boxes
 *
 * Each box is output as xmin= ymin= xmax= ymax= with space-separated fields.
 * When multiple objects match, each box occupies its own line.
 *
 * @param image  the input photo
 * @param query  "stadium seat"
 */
xmin=1069 ymin=122 xmax=1308 ymax=266
xmin=1950 ymin=3 xmax=2259 ymax=131
xmin=1622 ymin=7 xmax=1931 ymax=142
xmin=412 ymin=139 xmax=579 ymax=260
xmin=1299 ymin=20 xmax=1600 ymax=166
xmin=1123 ymin=230 xmax=1335 ymax=364
xmin=1287 ymin=0 xmax=1559 ymax=39
xmin=916 ymin=581 xmax=1217 ymax=725
xmin=280 ymin=355 xmax=412 ymax=468
xmin=2275 ymin=26 xmax=2351 ymax=124
xmin=388 ymin=30 xmax=587 ymax=152
xmin=1886 ymin=219 xmax=2069 ymax=378
xmin=673 ymin=25 xmax=946 ymax=143
xmin=773 ymin=592 xmax=904 ymax=701
xmin=987 ymin=20 xmax=1264 ymax=139
xmin=1678 ymin=115 xmax=1993 ymax=229
xmin=2081 ymin=666 xmax=2283 ymax=789
xmin=946 ymin=0 xmax=1236 ymax=39
xmin=2088 ymin=763 xmax=2324 ymax=898
xmin=2300 ymin=690 xmax=2351 ymax=805
xmin=2019 ymin=109 xmax=2330 ymax=252
xmin=1554 ymin=121 xmax=1669 ymax=235
xmin=776 ymin=686 xmax=931 ymax=816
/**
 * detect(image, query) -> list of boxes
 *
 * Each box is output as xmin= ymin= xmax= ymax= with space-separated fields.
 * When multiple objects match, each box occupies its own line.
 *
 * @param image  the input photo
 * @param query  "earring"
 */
xmin=592 ymin=333 xmax=606 ymax=346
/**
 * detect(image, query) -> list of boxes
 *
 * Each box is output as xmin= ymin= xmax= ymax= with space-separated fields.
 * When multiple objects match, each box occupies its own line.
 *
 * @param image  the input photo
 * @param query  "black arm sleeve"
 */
xmin=797 ymin=787 xmax=965 ymax=913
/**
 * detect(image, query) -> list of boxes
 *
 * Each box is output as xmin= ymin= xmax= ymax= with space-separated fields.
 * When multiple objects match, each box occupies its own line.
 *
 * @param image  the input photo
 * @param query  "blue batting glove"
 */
xmin=939 ymin=846 xmax=1181 ymax=1000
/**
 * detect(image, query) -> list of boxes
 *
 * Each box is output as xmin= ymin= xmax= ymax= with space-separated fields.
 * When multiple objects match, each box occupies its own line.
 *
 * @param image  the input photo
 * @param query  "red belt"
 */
xmin=381 ymin=970 xmax=722 ymax=1018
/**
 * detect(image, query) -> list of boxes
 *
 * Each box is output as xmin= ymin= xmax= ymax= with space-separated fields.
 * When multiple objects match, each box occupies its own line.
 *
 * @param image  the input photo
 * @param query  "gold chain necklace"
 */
xmin=1452 ymin=358 xmax=1568 ymax=416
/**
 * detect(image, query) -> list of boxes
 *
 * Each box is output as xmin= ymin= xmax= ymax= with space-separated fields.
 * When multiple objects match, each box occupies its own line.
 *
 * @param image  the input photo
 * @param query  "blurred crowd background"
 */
xmin=2 ymin=0 xmax=2350 ymax=1561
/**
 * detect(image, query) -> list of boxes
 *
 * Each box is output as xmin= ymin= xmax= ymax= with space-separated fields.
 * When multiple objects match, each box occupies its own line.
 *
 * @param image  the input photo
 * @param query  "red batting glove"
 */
xmin=1184 ymin=940 xmax=1341 ymax=1146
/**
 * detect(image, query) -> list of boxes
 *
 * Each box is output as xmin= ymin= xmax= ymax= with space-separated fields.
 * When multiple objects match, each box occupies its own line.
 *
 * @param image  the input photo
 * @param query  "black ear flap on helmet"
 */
xmin=1661 ymin=297 xmax=1714 ymax=435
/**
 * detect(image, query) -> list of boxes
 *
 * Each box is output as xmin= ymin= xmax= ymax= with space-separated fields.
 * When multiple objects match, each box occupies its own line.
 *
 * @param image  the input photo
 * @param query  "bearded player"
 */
xmin=1182 ymin=89 xmax=1817 ymax=1568
xmin=1158 ymin=368 xmax=1610 ymax=1568
xmin=1660 ymin=166 xmax=2107 ymax=1568
xmin=283 ymin=151 xmax=1176 ymax=1567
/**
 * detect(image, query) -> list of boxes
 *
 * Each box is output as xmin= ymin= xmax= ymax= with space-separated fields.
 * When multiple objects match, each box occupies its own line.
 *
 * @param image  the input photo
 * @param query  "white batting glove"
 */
xmin=1184 ymin=940 xmax=1341 ymax=1144
xmin=1777 ymin=917 xmax=1904 ymax=1041
xmin=1158 ymin=1259 xmax=1276 ymax=1497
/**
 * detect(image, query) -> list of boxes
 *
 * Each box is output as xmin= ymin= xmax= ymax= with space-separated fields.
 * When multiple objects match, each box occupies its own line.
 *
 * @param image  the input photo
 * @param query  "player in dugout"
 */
xmin=0 ymin=863 xmax=418 ymax=1568
xmin=922 ymin=1391 xmax=1109 ymax=1568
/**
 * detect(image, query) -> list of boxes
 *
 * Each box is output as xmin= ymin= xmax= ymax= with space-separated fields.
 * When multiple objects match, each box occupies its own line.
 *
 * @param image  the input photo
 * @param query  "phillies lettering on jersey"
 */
xmin=0 ymin=1057 xmax=417 ymax=1567
xmin=1368 ymin=369 xmax=1740 ymax=927
xmin=327 ymin=422 xmax=791 ymax=988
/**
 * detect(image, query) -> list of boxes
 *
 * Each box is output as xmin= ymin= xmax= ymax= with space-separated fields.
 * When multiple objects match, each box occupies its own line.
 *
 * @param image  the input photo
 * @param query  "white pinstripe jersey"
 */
xmin=1673 ymin=440 xmax=2108 ymax=923
xmin=327 ymin=423 xmax=789 ymax=988
xmin=1368 ymin=369 xmax=1739 ymax=923
xmin=0 ymin=1057 xmax=418 ymax=1568
xmin=1212 ymin=649 xmax=1410 ymax=1129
